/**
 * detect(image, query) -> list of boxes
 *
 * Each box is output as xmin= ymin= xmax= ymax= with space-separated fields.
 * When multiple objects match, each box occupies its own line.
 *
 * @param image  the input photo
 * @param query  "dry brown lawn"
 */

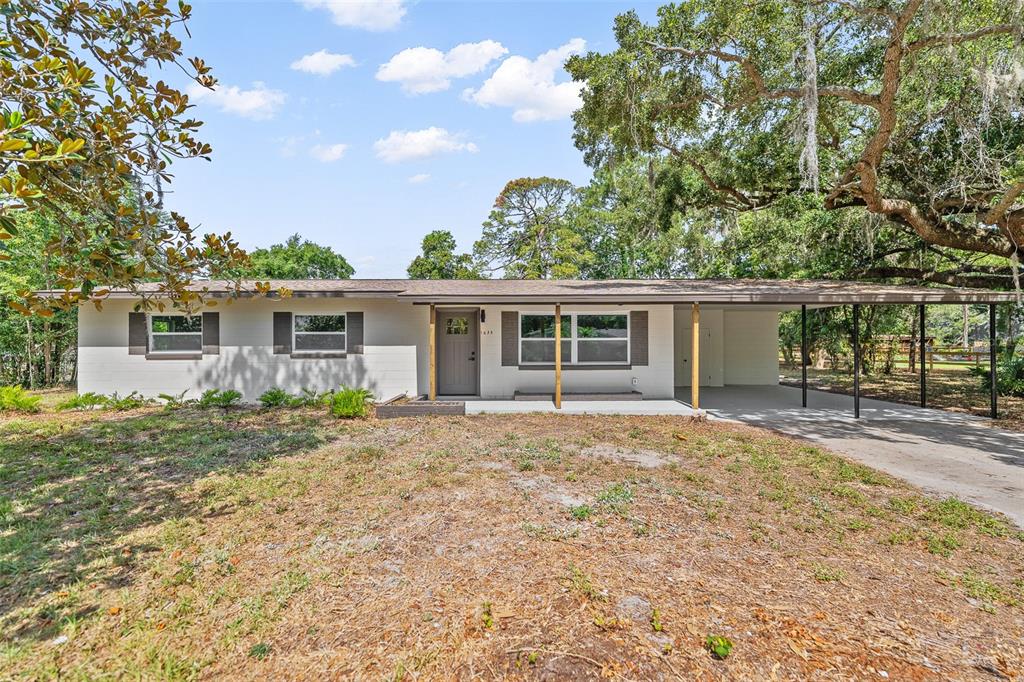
xmin=1 ymin=406 xmax=1022 ymax=680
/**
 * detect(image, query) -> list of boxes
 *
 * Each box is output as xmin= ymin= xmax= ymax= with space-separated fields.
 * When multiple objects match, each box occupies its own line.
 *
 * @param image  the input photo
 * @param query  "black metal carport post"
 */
xmin=990 ymin=303 xmax=998 ymax=419
xmin=853 ymin=304 xmax=861 ymax=419
xmin=919 ymin=304 xmax=926 ymax=408
xmin=801 ymin=304 xmax=808 ymax=408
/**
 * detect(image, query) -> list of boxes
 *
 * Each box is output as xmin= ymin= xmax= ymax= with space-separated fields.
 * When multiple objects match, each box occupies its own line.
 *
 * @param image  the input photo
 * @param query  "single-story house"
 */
xmin=69 ymin=279 xmax=1014 ymax=415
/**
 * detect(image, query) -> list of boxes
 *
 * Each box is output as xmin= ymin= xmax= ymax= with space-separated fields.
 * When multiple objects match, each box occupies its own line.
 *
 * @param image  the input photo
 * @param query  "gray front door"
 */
xmin=437 ymin=310 xmax=478 ymax=395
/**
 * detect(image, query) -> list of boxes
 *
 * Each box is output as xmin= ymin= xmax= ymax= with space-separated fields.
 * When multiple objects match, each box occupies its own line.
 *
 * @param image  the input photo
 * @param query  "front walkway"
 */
xmin=691 ymin=386 xmax=1024 ymax=527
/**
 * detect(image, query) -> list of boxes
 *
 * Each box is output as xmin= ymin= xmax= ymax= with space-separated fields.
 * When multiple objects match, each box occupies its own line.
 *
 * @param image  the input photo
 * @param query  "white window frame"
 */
xmin=518 ymin=311 xmax=630 ymax=366
xmin=148 ymin=314 xmax=203 ymax=355
xmin=292 ymin=313 xmax=347 ymax=354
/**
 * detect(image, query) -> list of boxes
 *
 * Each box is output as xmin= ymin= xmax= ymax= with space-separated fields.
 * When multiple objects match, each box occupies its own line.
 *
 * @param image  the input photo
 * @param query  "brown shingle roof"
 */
xmin=41 ymin=278 xmax=1017 ymax=304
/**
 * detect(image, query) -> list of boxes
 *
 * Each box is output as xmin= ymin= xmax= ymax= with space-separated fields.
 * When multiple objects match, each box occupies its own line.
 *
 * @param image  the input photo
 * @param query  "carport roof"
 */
xmin=41 ymin=278 xmax=1018 ymax=304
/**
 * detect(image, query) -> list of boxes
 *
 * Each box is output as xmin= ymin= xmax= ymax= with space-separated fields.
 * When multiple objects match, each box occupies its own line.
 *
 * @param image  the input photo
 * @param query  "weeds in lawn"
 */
xmin=248 ymin=642 xmax=271 ymax=660
xmin=650 ymin=608 xmax=663 ymax=632
xmin=705 ymin=635 xmax=733 ymax=659
xmin=596 ymin=481 xmax=635 ymax=517
xmin=926 ymin=532 xmax=962 ymax=557
xmin=565 ymin=564 xmax=604 ymax=601
xmin=812 ymin=563 xmax=845 ymax=582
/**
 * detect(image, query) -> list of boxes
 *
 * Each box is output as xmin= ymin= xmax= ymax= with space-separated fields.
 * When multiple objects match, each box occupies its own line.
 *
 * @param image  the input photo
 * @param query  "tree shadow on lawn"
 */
xmin=0 ymin=407 xmax=331 ymax=643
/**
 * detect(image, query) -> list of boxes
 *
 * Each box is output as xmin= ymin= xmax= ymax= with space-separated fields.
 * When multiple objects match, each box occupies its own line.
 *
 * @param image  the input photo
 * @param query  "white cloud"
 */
xmin=291 ymin=49 xmax=356 ymax=76
xmin=297 ymin=0 xmax=406 ymax=31
xmin=408 ymin=173 xmax=431 ymax=184
xmin=310 ymin=143 xmax=349 ymax=162
xmin=188 ymin=82 xmax=286 ymax=120
xmin=373 ymin=127 xmax=478 ymax=163
xmin=464 ymin=38 xmax=585 ymax=122
xmin=376 ymin=40 xmax=507 ymax=94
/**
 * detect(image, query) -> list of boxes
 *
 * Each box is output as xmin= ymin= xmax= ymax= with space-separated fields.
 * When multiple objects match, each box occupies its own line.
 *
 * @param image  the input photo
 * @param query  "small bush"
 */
xmin=259 ymin=387 xmax=302 ymax=408
xmin=158 ymin=390 xmax=192 ymax=410
xmin=197 ymin=389 xmax=243 ymax=409
xmin=0 ymin=386 xmax=41 ymax=413
xmin=328 ymin=387 xmax=373 ymax=418
xmin=105 ymin=392 xmax=150 ymax=411
xmin=57 ymin=392 xmax=108 ymax=411
xmin=297 ymin=388 xmax=331 ymax=407
xmin=971 ymin=353 xmax=1024 ymax=397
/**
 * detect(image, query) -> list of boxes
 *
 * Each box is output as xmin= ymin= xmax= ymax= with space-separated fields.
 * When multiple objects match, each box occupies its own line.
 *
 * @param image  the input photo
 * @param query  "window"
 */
xmin=576 ymin=314 xmax=629 ymax=363
xmin=446 ymin=317 xmax=469 ymax=335
xmin=519 ymin=313 xmax=629 ymax=365
xmin=520 ymin=314 xmax=572 ymax=364
xmin=149 ymin=315 xmax=202 ymax=353
xmin=293 ymin=314 xmax=346 ymax=352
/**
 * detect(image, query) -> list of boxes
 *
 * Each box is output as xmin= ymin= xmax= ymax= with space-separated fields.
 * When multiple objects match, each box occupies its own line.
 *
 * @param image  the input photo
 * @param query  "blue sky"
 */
xmin=165 ymin=0 xmax=657 ymax=277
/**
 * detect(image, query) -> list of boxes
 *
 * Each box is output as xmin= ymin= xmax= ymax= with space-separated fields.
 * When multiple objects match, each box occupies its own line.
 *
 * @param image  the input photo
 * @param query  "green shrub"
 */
xmin=57 ymin=392 xmax=108 ymax=411
xmin=259 ymin=388 xmax=290 ymax=408
xmin=971 ymin=353 xmax=1024 ymax=397
xmin=328 ymin=387 xmax=373 ymax=418
xmin=297 ymin=388 xmax=331 ymax=407
xmin=197 ymin=389 xmax=243 ymax=409
xmin=105 ymin=392 xmax=150 ymax=411
xmin=158 ymin=390 xmax=192 ymax=410
xmin=0 ymin=386 xmax=41 ymax=413
xmin=259 ymin=388 xmax=304 ymax=408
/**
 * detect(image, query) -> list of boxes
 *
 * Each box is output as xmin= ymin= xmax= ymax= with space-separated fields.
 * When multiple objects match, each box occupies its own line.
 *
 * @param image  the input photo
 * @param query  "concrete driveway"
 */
xmin=688 ymin=386 xmax=1024 ymax=527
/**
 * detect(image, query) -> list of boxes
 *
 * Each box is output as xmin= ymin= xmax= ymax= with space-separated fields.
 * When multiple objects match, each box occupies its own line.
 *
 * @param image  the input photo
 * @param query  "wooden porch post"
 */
xmin=691 ymin=303 xmax=700 ymax=410
xmin=554 ymin=303 xmax=562 ymax=409
xmin=428 ymin=304 xmax=436 ymax=401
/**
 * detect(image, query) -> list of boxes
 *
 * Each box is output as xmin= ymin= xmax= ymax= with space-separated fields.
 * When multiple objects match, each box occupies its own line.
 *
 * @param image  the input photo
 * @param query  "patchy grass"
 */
xmin=0 ymin=406 xmax=1021 ymax=679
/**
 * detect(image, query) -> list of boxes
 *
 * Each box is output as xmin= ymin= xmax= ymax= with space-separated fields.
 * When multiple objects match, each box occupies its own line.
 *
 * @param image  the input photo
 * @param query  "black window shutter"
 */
xmin=128 ymin=312 xmax=147 ymax=355
xmin=273 ymin=312 xmax=292 ymax=354
xmin=348 ymin=312 xmax=363 ymax=354
xmin=501 ymin=311 xmax=518 ymax=366
xmin=202 ymin=312 xmax=220 ymax=355
xmin=630 ymin=311 xmax=648 ymax=366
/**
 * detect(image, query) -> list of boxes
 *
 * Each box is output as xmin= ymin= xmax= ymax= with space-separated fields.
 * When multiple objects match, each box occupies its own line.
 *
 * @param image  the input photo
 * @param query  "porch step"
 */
xmin=513 ymin=391 xmax=643 ymax=402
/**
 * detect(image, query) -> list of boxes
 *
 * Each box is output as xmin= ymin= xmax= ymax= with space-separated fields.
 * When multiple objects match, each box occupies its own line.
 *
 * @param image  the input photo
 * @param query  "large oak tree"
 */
xmin=567 ymin=0 xmax=1023 ymax=288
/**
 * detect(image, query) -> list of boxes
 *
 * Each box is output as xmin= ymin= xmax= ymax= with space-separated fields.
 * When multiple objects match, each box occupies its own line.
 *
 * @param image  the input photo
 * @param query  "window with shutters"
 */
xmin=293 ymin=314 xmax=346 ymax=352
xmin=149 ymin=315 xmax=202 ymax=353
xmin=518 ymin=312 xmax=629 ymax=365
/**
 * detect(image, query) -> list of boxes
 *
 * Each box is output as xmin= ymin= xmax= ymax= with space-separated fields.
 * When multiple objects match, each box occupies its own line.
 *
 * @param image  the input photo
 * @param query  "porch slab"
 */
xmin=464 ymin=399 xmax=695 ymax=416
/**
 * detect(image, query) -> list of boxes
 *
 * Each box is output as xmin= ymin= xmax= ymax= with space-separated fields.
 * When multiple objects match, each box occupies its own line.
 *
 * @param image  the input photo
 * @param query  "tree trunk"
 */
xmin=962 ymin=305 xmax=969 ymax=350
xmin=43 ymin=319 xmax=52 ymax=386
xmin=25 ymin=318 xmax=36 ymax=389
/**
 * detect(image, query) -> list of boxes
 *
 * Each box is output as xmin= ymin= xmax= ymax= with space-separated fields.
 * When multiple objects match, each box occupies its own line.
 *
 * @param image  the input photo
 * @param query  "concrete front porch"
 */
xmin=464 ymin=399 xmax=695 ymax=415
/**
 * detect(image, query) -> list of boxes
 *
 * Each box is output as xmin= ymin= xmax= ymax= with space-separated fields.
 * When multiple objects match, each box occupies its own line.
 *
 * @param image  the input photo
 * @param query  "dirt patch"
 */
xmin=580 ymin=443 xmax=674 ymax=468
